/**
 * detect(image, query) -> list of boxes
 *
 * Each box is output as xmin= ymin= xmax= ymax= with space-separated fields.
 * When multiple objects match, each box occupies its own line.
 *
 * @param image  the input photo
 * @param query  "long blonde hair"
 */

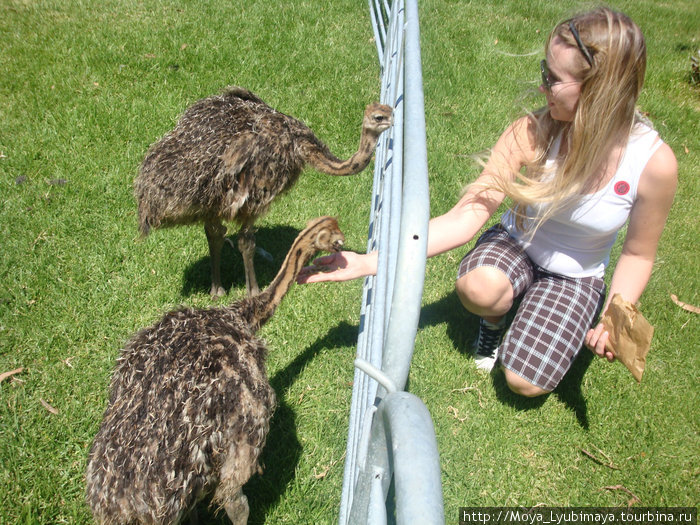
xmin=501 ymin=7 xmax=647 ymax=233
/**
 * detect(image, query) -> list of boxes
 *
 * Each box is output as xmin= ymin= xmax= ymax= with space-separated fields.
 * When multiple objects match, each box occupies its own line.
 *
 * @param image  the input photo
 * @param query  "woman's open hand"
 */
xmin=297 ymin=251 xmax=377 ymax=284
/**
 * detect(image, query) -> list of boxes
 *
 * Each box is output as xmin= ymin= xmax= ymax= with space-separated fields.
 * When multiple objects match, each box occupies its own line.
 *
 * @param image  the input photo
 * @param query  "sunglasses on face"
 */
xmin=540 ymin=60 xmax=556 ymax=91
xmin=541 ymin=59 xmax=578 ymax=92
xmin=540 ymin=59 xmax=583 ymax=92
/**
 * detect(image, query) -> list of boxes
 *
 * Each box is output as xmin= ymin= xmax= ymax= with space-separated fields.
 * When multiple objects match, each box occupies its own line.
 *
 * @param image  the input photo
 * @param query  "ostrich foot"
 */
xmin=210 ymin=283 xmax=227 ymax=298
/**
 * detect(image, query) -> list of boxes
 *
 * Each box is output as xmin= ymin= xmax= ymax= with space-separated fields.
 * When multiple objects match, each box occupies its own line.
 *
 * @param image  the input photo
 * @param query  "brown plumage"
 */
xmin=85 ymin=216 xmax=345 ymax=525
xmin=134 ymin=87 xmax=392 ymax=297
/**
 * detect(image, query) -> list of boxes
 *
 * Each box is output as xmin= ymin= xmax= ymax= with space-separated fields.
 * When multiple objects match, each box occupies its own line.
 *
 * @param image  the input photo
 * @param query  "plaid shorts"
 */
xmin=457 ymin=225 xmax=606 ymax=391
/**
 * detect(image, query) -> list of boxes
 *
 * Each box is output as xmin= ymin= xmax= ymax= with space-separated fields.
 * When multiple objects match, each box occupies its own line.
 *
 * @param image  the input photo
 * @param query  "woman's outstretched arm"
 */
xmin=298 ymin=118 xmax=534 ymax=284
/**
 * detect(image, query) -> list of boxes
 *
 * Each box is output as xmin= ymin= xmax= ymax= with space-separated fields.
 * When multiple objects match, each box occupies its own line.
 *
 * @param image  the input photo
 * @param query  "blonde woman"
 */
xmin=299 ymin=8 xmax=677 ymax=397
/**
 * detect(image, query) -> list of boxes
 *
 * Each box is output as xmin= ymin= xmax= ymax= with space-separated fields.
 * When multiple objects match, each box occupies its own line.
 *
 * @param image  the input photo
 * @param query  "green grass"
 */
xmin=1 ymin=0 xmax=698 ymax=523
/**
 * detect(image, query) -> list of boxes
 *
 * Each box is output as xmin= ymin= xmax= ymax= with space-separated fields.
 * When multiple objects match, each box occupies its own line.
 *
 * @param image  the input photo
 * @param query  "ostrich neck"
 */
xmin=306 ymin=129 xmax=379 ymax=176
xmin=234 ymin=242 xmax=316 ymax=331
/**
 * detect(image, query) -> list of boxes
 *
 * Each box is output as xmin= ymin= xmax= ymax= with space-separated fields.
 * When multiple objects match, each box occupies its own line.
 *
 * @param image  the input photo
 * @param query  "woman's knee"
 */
xmin=456 ymin=266 xmax=513 ymax=315
xmin=503 ymin=369 xmax=550 ymax=397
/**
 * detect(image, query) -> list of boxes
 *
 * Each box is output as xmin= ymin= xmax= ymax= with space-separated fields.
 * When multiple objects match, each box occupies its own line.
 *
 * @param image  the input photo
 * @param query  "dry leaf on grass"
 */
xmin=451 ymin=384 xmax=485 ymax=408
xmin=312 ymin=452 xmax=345 ymax=480
xmin=670 ymin=294 xmax=700 ymax=314
xmin=602 ymin=485 xmax=641 ymax=507
xmin=447 ymin=405 xmax=467 ymax=422
xmin=0 ymin=367 xmax=24 ymax=383
xmin=580 ymin=447 xmax=620 ymax=470
xmin=40 ymin=399 xmax=59 ymax=415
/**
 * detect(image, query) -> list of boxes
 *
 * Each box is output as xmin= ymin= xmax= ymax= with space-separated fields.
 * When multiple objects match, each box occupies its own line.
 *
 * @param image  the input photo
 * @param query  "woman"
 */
xmin=299 ymin=8 xmax=677 ymax=397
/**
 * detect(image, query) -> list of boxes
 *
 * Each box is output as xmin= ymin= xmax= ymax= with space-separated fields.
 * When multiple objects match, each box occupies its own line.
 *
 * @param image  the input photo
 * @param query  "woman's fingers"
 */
xmin=297 ymin=252 xmax=352 ymax=283
xmin=586 ymin=323 xmax=613 ymax=360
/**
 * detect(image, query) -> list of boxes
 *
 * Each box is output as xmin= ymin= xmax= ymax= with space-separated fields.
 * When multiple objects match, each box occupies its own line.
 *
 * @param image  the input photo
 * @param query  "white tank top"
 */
xmin=502 ymin=123 xmax=663 ymax=278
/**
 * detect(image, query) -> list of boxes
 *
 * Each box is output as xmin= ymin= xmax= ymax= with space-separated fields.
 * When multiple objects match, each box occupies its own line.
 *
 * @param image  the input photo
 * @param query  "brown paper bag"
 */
xmin=600 ymin=294 xmax=654 ymax=382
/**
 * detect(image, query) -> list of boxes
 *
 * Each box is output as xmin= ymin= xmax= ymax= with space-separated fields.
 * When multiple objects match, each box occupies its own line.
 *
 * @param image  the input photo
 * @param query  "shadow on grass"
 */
xmin=193 ymin=321 xmax=359 ymax=524
xmin=420 ymin=291 xmax=593 ymax=428
xmin=551 ymin=350 xmax=594 ymax=428
xmin=419 ymin=291 xmax=479 ymax=351
xmin=489 ymin=351 xmax=594 ymax=428
xmin=181 ymin=225 xmax=300 ymax=297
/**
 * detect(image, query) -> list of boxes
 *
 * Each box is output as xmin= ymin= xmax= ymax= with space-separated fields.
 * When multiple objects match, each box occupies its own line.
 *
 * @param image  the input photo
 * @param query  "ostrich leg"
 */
xmin=237 ymin=223 xmax=259 ymax=296
xmin=204 ymin=219 xmax=227 ymax=297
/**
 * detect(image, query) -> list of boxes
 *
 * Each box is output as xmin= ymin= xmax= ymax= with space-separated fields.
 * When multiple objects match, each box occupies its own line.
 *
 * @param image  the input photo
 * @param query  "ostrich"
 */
xmin=85 ymin=216 xmax=345 ymax=525
xmin=134 ymin=86 xmax=392 ymax=297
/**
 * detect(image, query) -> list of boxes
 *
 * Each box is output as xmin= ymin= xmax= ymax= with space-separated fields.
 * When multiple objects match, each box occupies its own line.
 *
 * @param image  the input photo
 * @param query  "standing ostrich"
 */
xmin=85 ymin=216 xmax=345 ymax=525
xmin=134 ymin=86 xmax=392 ymax=297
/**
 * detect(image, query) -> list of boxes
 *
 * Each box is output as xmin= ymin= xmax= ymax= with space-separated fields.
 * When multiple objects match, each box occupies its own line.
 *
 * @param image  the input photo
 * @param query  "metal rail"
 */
xmin=338 ymin=1 xmax=444 ymax=523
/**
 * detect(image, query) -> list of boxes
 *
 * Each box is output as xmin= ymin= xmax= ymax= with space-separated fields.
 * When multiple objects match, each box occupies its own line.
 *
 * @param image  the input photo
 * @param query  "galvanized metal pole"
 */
xmin=339 ymin=1 xmax=444 ymax=523
xmin=377 ymin=0 xmax=429 ymax=396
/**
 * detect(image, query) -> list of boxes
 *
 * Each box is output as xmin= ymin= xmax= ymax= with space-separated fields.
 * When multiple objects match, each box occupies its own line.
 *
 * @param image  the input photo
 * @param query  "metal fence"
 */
xmin=338 ymin=1 xmax=444 ymax=523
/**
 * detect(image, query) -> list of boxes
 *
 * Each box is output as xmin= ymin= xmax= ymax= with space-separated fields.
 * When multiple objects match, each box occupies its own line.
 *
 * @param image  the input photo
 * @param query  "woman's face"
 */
xmin=539 ymin=36 xmax=583 ymax=122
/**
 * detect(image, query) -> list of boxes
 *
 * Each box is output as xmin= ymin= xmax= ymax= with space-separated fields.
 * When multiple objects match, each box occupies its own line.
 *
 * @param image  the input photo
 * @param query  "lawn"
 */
xmin=0 ymin=0 xmax=698 ymax=523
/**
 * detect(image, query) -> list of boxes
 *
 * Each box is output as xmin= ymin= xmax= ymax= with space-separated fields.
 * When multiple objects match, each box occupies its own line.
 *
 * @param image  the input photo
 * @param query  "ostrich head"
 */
xmin=362 ymin=103 xmax=394 ymax=136
xmin=303 ymin=216 xmax=345 ymax=254
xmin=241 ymin=216 xmax=345 ymax=327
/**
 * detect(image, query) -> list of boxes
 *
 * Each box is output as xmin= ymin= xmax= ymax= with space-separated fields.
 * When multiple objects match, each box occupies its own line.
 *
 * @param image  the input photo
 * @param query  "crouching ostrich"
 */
xmin=134 ymin=86 xmax=392 ymax=297
xmin=85 ymin=216 xmax=345 ymax=525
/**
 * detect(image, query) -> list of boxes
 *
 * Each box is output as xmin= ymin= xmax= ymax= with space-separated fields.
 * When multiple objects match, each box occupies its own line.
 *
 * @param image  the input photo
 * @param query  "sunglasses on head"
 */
xmin=569 ymin=20 xmax=594 ymax=66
